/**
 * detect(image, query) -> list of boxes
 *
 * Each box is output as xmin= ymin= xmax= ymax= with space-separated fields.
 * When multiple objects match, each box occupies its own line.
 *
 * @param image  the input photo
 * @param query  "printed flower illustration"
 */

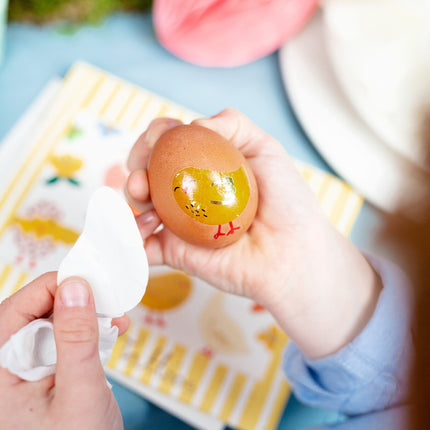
xmin=98 ymin=121 xmax=122 ymax=137
xmin=66 ymin=125 xmax=83 ymax=140
xmin=46 ymin=154 xmax=83 ymax=186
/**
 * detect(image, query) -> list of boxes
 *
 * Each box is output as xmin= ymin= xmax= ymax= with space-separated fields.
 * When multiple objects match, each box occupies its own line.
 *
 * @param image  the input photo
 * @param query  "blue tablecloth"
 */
xmin=0 ymin=12 xmax=381 ymax=430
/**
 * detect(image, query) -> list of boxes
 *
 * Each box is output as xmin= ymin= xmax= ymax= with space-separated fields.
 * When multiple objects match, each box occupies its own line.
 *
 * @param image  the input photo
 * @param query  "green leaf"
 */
xmin=67 ymin=178 xmax=80 ymax=186
xmin=66 ymin=125 xmax=84 ymax=140
xmin=46 ymin=177 xmax=59 ymax=184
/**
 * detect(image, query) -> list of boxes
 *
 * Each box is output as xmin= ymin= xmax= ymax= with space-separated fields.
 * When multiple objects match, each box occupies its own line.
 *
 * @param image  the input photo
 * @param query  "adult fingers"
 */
xmin=53 ymin=277 xmax=106 ymax=402
xmin=127 ymin=118 xmax=182 ymax=171
xmin=111 ymin=315 xmax=130 ymax=337
xmin=0 ymin=272 xmax=57 ymax=345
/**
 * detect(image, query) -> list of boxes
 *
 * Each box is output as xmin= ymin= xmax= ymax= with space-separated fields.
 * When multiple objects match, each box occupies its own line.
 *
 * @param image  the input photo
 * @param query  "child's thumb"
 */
xmin=53 ymin=278 xmax=107 ymax=398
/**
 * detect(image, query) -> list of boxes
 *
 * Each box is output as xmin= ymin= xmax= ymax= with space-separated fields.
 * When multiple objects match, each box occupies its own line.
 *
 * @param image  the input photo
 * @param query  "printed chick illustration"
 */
xmin=256 ymin=325 xmax=287 ymax=352
xmin=172 ymin=166 xmax=250 ymax=239
xmin=199 ymin=291 xmax=249 ymax=357
xmin=140 ymin=271 xmax=193 ymax=327
xmin=12 ymin=201 xmax=79 ymax=269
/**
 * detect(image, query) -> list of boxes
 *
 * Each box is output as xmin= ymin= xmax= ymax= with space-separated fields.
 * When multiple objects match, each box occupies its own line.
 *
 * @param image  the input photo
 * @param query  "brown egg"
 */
xmin=148 ymin=124 xmax=258 ymax=248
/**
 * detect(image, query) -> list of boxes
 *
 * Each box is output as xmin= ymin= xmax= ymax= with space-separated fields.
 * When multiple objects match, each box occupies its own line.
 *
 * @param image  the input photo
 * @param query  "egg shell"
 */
xmin=148 ymin=124 xmax=258 ymax=248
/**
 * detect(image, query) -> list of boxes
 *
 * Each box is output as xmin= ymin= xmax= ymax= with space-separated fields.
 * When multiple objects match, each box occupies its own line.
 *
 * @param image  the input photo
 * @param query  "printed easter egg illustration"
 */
xmin=140 ymin=271 xmax=193 ymax=327
xmin=148 ymin=124 xmax=258 ymax=248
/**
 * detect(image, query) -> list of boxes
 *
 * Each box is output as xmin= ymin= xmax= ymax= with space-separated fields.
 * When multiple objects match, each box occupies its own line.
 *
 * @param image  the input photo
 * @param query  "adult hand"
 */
xmin=0 ymin=272 xmax=128 ymax=430
xmin=126 ymin=108 xmax=381 ymax=359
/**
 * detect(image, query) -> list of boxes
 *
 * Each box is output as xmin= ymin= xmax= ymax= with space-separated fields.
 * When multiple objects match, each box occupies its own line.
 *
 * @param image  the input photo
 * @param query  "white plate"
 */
xmin=323 ymin=0 xmax=430 ymax=171
xmin=279 ymin=12 xmax=429 ymax=213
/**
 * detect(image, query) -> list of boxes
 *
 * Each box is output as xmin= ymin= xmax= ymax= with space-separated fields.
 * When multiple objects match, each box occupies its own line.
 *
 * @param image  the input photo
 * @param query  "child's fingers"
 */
xmin=126 ymin=169 xmax=151 ymax=209
xmin=192 ymin=108 xmax=283 ymax=159
xmin=145 ymin=117 xmax=183 ymax=147
xmin=141 ymin=228 xmax=170 ymax=268
xmin=134 ymin=215 xmax=187 ymax=267
xmin=195 ymin=109 xmax=313 ymax=222
xmin=135 ymin=209 xmax=163 ymax=244
xmin=127 ymin=118 xmax=182 ymax=172
xmin=141 ymin=234 xmax=164 ymax=266
xmin=127 ymin=130 xmax=150 ymax=172
xmin=0 ymin=272 xmax=57 ymax=346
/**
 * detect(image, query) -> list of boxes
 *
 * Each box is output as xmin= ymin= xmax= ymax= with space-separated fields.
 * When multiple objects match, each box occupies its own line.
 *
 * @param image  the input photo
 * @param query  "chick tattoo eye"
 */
xmin=174 ymin=186 xmax=180 ymax=191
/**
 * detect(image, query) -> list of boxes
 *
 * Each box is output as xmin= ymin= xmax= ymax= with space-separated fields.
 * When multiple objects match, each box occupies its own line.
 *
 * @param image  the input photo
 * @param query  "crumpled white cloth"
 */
xmin=0 ymin=187 xmax=149 ymax=381
xmin=0 ymin=317 xmax=117 ymax=382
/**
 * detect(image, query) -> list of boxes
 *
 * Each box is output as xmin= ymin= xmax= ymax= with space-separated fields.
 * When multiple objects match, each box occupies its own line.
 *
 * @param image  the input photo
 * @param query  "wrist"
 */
xmin=263 ymin=220 xmax=383 ymax=359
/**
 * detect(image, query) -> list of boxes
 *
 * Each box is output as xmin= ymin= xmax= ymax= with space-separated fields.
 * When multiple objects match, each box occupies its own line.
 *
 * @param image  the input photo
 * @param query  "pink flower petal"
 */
xmin=153 ymin=0 xmax=319 ymax=67
xmin=104 ymin=163 xmax=128 ymax=190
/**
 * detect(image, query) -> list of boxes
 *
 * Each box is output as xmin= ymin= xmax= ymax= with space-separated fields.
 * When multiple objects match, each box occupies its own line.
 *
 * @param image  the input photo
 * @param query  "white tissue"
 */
xmin=0 ymin=317 xmax=118 ymax=382
xmin=0 ymin=187 xmax=149 ymax=380
xmin=58 ymin=187 xmax=149 ymax=316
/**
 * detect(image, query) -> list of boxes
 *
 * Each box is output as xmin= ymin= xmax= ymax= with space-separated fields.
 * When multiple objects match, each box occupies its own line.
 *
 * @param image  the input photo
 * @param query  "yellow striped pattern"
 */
xmin=106 ymin=325 xmax=131 ymax=369
xmin=105 ymin=324 xmax=290 ymax=430
xmin=264 ymin=380 xmax=291 ymax=430
xmin=295 ymin=160 xmax=364 ymax=237
xmin=237 ymin=333 xmax=288 ymax=429
xmin=178 ymin=352 xmax=211 ymax=403
xmin=0 ymin=264 xmax=12 ymax=294
xmin=200 ymin=365 xmax=228 ymax=413
xmin=124 ymin=328 xmax=150 ymax=376
xmin=10 ymin=272 xmax=28 ymax=295
xmin=0 ymin=264 xmax=29 ymax=302
xmin=219 ymin=373 xmax=247 ymax=422
xmin=140 ymin=335 xmax=167 ymax=385
xmin=158 ymin=344 xmax=187 ymax=395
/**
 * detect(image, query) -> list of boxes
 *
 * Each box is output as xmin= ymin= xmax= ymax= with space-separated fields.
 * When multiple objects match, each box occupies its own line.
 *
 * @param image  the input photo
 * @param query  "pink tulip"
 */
xmin=153 ymin=0 xmax=319 ymax=67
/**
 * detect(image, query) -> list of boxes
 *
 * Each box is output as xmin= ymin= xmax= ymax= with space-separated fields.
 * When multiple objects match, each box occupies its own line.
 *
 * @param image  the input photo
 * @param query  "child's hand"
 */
xmin=127 ymin=109 xmax=324 ymax=303
xmin=0 ymin=273 xmax=128 ymax=430
xmin=127 ymin=108 xmax=382 ymax=359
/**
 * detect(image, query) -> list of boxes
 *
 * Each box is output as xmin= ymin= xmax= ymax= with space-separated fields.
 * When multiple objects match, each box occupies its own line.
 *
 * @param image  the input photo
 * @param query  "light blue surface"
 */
xmin=0 ymin=12 xmax=381 ymax=430
xmin=0 ymin=0 xmax=7 ymax=66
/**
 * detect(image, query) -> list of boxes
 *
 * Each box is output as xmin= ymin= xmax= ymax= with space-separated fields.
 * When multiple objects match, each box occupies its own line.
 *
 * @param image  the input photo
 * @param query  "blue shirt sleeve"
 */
xmin=283 ymin=254 xmax=414 ymax=415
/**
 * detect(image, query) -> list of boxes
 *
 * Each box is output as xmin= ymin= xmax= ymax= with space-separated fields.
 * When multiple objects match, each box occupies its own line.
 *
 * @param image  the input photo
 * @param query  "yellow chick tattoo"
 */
xmin=172 ymin=166 xmax=250 ymax=239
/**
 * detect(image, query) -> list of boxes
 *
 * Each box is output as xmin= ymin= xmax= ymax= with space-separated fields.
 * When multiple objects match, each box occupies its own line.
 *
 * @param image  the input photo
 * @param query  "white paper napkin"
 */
xmin=0 ymin=187 xmax=148 ymax=381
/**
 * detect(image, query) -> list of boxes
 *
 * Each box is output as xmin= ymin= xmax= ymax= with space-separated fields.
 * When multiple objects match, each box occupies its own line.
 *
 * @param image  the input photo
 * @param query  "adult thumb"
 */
xmin=53 ymin=277 xmax=107 ymax=399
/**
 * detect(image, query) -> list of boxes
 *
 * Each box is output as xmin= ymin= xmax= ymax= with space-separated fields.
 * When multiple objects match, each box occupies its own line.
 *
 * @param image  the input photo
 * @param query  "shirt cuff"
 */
xmin=283 ymin=254 xmax=414 ymax=415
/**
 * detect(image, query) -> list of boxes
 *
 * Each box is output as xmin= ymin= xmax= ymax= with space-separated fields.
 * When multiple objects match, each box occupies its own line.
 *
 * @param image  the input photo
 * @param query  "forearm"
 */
xmin=283 ymin=254 xmax=413 ymax=414
xmin=266 ymin=222 xmax=382 ymax=360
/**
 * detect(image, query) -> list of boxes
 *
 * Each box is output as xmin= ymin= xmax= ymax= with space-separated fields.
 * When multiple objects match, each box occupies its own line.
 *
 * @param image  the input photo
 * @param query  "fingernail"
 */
xmin=60 ymin=280 xmax=89 ymax=307
xmin=129 ymin=203 xmax=142 ymax=216
xmin=145 ymin=120 xmax=180 ymax=147
xmin=138 ymin=210 xmax=155 ymax=224
xmin=144 ymin=128 xmax=155 ymax=148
